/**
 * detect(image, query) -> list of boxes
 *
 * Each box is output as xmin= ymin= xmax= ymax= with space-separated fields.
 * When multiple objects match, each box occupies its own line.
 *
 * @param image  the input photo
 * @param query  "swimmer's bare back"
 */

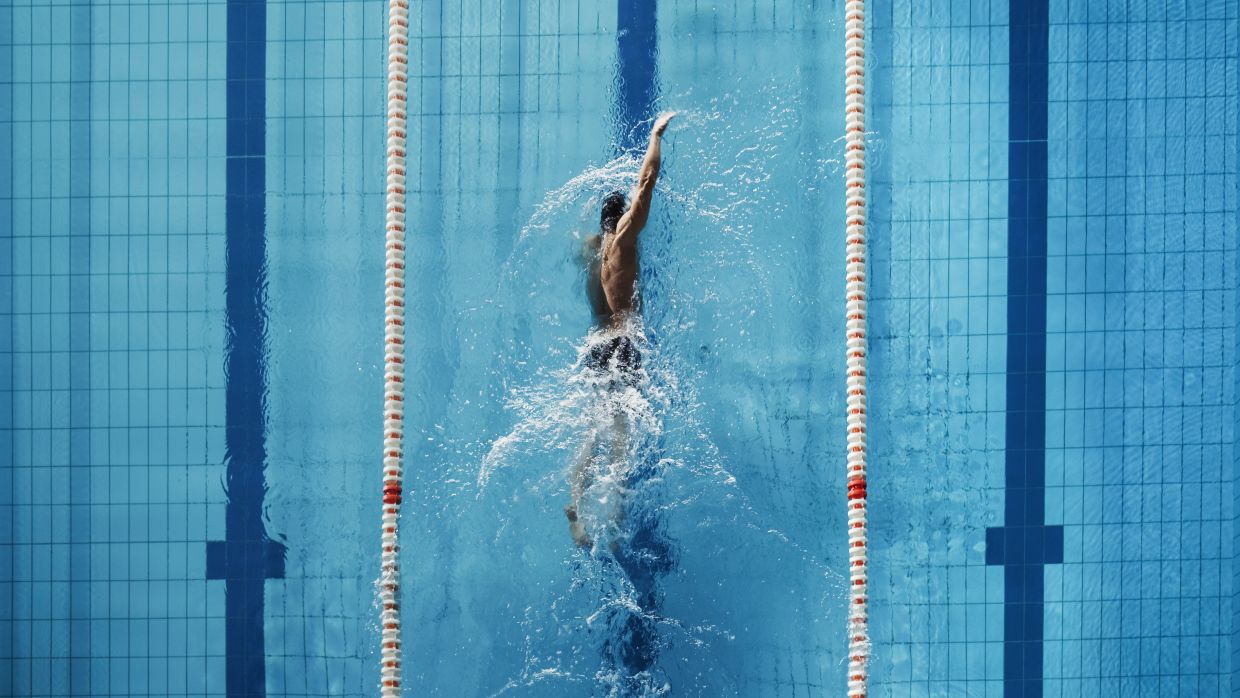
xmin=600 ymin=113 xmax=674 ymax=326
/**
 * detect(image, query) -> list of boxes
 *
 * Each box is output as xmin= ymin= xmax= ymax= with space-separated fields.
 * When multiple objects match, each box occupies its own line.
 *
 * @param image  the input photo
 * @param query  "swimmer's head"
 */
xmin=600 ymin=191 xmax=627 ymax=233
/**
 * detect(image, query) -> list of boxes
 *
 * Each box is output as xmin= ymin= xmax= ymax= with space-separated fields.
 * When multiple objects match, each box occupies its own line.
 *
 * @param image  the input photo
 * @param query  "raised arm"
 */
xmin=612 ymin=113 xmax=674 ymax=248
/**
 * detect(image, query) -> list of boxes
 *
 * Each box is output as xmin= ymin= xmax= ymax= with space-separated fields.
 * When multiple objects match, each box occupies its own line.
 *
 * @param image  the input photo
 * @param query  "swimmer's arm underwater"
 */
xmin=578 ymin=233 xmax=601 ymax=268
xmin=612 ymin=112 xmax=675 ymax=249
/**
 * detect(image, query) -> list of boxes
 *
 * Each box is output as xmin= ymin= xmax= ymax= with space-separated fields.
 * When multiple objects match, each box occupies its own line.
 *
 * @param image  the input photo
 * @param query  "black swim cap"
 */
xmin=601 ymin=191 xmax=627 ymax=232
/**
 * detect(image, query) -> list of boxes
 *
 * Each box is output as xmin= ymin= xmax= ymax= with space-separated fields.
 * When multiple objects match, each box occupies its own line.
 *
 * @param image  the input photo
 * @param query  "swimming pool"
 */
xmin=2 ymin=0 xmax=1236 ymax=695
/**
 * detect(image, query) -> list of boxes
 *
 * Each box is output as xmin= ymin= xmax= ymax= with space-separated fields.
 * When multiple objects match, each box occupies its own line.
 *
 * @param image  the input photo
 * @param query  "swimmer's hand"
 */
xmin=651 ymin=112 xmax=675 ymax=139
xmin=565 ymin=504 xmax=592 ymax=549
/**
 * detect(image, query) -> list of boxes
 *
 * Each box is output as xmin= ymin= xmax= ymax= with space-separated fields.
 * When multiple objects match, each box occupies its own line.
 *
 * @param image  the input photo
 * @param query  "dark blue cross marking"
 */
xmin=984 ymin=2 xmax=1062 ymax=697
xmin=205 ymin=0 xmax=286 ymax=695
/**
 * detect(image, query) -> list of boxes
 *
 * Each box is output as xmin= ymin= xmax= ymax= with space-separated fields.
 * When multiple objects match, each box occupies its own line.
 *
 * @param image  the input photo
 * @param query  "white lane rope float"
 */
xmin=843 ymin=0 xmax=870 ymax=695
xmin=380 ymin=0 xmax=409 ymax=693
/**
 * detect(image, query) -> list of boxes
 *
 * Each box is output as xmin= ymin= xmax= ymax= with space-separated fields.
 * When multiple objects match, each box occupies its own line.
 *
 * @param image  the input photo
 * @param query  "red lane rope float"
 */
xmin=844 ymin=0 xmax=870 ymax=696
xmin=380 ymin=0 xmax=409 ymax=693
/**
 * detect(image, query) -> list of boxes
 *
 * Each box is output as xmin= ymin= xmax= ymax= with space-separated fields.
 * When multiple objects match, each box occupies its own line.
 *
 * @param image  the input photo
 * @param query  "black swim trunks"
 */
xmin=584 ymin=334 xmax=643 ymax=387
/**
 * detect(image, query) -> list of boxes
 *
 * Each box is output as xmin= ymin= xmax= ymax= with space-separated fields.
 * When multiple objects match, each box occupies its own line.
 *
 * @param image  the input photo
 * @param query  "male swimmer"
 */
xmin=566 ymin=112 xmax=675 ymax=548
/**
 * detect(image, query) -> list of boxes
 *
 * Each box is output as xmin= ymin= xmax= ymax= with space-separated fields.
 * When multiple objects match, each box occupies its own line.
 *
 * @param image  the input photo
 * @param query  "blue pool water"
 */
xmin=2 ymin=0 xmax=1237 ymax=696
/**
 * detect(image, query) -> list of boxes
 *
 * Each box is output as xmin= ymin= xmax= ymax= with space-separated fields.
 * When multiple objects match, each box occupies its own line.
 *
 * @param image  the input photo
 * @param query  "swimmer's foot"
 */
xmin=564 ymin=504 xmax=592 ymax=549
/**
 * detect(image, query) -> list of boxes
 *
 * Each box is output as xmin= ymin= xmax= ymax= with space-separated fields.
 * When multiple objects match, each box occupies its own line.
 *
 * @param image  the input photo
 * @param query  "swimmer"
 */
xmin=566 ymin=112 xmax=674 ymax=548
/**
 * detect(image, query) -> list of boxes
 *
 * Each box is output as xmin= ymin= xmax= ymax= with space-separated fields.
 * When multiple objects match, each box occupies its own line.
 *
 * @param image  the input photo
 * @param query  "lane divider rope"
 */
xmin=843 ymin=0 xmax=870 ymax=695
xmin=381 ymin=0 xmax=409 ymax=693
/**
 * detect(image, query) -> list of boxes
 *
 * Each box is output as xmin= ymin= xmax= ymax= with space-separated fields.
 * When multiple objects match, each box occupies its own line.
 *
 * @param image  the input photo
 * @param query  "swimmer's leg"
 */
xmin=566 ymin=430 xmax=597 ymax=548
xmin=605 ymin=411 xmax=632 ymax=555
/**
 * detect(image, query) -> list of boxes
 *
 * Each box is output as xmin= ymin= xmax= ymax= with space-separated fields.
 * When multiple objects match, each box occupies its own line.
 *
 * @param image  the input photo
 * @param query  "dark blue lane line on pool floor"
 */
xmin=205 ymin=0 xmax=285 ymax=695
xmin=984 ymin=2 xmax=1062 ymax=697
xmin=609 ymin=0 xmax=672 ymax=687
xmin=617 ymin=0 xmax=658 ymax=153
